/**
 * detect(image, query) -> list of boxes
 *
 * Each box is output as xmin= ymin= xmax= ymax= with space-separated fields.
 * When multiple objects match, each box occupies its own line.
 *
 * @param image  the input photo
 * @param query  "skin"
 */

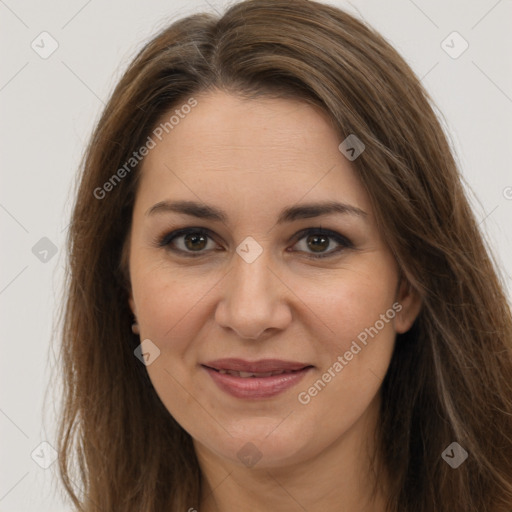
xmin=127 ymin=90 xmax=422 ymax=512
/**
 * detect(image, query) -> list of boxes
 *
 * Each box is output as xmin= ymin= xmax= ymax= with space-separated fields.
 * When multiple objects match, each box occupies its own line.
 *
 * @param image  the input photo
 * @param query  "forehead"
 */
xmin=135 ymin=90 xmax=371 ymax=220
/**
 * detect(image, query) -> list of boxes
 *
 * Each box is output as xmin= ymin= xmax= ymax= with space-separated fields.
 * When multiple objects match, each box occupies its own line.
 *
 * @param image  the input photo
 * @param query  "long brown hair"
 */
xmin=57 ymin=1 xmax=512 ymax=510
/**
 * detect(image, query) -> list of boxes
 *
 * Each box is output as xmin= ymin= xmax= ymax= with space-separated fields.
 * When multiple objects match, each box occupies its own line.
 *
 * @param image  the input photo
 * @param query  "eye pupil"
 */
xmin=185 ymin=233 xmax=208 ymax=251
xmin=307 ymin=234 xmax=329 ymax=252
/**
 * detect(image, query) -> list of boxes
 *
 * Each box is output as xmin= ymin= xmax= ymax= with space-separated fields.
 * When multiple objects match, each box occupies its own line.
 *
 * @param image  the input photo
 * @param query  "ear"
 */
xmin=128 ymin=289 xmax=137 ymax=317
xmin=394 ymin=277 xmax=422 ymax=334
xmin=121 ymin=231 xmax=136 ymax=315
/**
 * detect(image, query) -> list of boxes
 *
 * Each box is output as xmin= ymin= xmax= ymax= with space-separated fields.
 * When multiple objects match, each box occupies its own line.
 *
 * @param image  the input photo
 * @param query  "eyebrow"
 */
xmin=146 ymin=200 xmax=367 ymax=224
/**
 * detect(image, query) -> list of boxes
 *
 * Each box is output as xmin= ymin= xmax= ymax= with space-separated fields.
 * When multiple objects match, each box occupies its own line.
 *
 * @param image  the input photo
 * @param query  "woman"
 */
xmin=57 ymin=0 xmax=512 ymax=510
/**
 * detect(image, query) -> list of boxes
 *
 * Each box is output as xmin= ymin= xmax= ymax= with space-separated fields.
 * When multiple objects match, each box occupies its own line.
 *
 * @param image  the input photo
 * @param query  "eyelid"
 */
xmin=288 ymin=227 xmax=353 ymax=259
xmin=156 ymin=226 xmax=353 ymax=259
xmin=291 ymin=227 xmax=353 ymax=248
xmin=156 ymin=227 xmax=216 ymax=247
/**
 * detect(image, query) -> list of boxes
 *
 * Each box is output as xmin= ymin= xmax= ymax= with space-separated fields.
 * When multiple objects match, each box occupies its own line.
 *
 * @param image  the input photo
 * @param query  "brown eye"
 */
xmin=158 ymin=227 xmax=353 ymax=259
xmin=183 ymin=232 xmax=208 ymax=251
xmin=306 ymin=234 xmax=330 ymax=253
xmin=158 ymin=228 xmax=218 ymax=257
xmin=291 ymin=228 xmax=353 ymax=259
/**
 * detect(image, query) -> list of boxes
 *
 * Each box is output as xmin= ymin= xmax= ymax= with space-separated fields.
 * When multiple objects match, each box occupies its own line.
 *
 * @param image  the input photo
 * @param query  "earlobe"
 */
xmin=395 ymin=278 xmax=422 ymax=334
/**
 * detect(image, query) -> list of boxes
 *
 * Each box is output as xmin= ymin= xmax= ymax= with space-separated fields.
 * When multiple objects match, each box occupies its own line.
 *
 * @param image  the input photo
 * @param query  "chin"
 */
xmin=198 ymin=418 xmax=319 ymax=470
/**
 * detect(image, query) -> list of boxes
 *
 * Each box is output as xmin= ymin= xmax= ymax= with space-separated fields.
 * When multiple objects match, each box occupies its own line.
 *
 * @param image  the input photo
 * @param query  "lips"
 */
xmin=203 ymin=358 xmax=311 ymax=375
xmin=202 ymin=358 xmax=313 ymax=399
xmin=215 ymin=369 xmax=295 ymax=378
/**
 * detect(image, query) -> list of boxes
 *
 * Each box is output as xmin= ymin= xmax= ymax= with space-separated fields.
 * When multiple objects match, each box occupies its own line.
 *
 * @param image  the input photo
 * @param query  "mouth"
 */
xmin=201 ymin=359 xmax=314 ymax=399
xmin=208 ymin=368 xmax=303 ymax=378
xmin=203 ymin=358 xmax=312 ymax=373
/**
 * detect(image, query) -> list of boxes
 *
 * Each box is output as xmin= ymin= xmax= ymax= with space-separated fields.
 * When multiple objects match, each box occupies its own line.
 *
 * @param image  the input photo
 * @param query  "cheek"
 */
xmin=308 ymin=263 xmax=398 ymax=348
xmin=300 ymin=260 xmax=399 ymax=411
xmin=130 ymin=265 xmax=216 ymax=433
xmin=131 ymin=262 xmax=219 ymax=354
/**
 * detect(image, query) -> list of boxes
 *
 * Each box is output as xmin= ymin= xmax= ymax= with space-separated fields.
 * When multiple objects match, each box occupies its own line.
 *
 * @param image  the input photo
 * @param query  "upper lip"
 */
xmin=203 ymin=358 xmax=312 ymax=373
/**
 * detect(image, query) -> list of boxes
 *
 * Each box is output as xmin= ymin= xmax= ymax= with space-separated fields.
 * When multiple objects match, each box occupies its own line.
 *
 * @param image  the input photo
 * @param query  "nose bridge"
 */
xmin=215 ymin=239 xmax=291 ymax=339
xmin=229 ymin=242 xmax=276 ymax=308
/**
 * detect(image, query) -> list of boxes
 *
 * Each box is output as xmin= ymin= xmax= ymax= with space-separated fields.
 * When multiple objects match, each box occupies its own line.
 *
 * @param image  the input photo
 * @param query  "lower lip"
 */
xmin=203 ymin=366 xmax=312 ymax=399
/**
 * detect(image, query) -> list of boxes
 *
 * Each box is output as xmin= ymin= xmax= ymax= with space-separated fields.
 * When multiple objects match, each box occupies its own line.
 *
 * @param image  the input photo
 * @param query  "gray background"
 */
xmin=1 ymin=0 xmax=511 ymax=510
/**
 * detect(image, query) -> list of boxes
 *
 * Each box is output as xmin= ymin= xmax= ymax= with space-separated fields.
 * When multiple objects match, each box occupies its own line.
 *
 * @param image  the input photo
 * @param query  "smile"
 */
xmin=201 ymin=359 xmax=314 ymax=399
xmin=215 ymin=368 xmax=300 ymax=378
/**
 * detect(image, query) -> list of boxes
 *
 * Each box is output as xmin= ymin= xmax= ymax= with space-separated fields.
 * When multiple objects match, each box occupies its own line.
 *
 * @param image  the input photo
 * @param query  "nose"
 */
xmin=214 ymin=246 xmax=293 ymax=340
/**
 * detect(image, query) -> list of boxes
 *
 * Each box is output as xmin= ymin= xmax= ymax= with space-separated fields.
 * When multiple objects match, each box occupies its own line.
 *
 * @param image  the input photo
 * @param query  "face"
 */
xmin=127 ymin=90 xmax=420 ymax=470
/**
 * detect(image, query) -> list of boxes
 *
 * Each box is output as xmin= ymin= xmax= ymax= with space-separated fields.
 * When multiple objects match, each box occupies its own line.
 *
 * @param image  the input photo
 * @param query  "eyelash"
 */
xmin=155 ymin=227 xmax=353 ymax=259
